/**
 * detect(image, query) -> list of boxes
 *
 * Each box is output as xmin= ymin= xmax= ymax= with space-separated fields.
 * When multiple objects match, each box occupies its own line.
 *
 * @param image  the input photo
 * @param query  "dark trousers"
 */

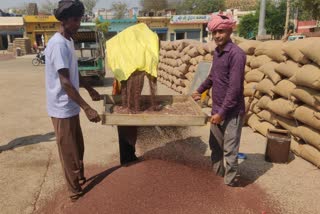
xmin=117 ymin=126 xmax=137 ymax=164
xmin=51 ymin=115 xmax=84 ymax=194
xmin=209 ymin=114 xmax=243 ymax=185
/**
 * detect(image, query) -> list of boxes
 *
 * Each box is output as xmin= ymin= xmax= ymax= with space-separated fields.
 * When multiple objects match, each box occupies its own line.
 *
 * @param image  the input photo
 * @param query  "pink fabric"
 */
xmin=207 ymin=14 xmax=235 ymax=32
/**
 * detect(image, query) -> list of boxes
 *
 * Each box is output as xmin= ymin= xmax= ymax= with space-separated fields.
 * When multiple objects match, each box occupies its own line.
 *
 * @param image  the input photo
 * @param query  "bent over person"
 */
xmin=192 ymin=14 xmax=246 ymax=187
xmin=45 ymin=0 xmax=101 ymax=201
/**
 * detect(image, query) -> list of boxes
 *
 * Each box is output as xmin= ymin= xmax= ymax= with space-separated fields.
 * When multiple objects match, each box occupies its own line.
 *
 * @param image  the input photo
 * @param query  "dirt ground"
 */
xmin=0 ymin=55 xmax=320 ymax=214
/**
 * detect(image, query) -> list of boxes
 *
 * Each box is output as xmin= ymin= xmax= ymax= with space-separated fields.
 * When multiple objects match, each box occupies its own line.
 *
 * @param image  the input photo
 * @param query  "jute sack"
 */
xmin=244 ymin=82 xmax=258 ymax=97
xmin=254 ymin=40 xmax=287 ymax=62
xmin=257 ymin=95 xmax=273 ymax=110
xmin=246 ymin=98 xmax=261 ymax=114
xmin=250 ymin=55 xmax=272 ymax=69
xmin=254 ymin=121 xmax=276 ymax=137
xmin=258 ymin=61 xmax=282 ymax=84
xmin=275 ymin=60 xmax=300 ymax=78
xmin=257 ymin=110 xmax=278 ymax=126
xmin=245 ymin=65 xmax=251 ymax=74
xmin=246 ymin=55 xmax=254 ymax=66
xmin=189 ymin=65 xmax=196 ymax=73
xmin=300 ymin=38 xmax=320 ymax=67
xmin=196 ymin=45 xmax=206 ymax=56
xmin=294 ymin=64 xmax=320 ymax=90
xmin=204 ymin=53 xmax=213 ymax=61
xmin=182 ymin=45 xmax=192 ymax=54
xmin=292 ymin=125 xmax=320 ymax=150
xmin=245 ymin=69 xmax=265 ymax=82
xmin=247 ymin=113 xmax=261 ymax=129
xmin=291 ymin=139 xmax=320 ymax=168
xmin=293 ymin=105 xmax=320 ymax=131
xmin=282 ymin=41 xmax=310 ymax=64
xmin=290 ymin=86 xmax=320 ymax=111
xmin=181 ymin=55 xmax=191 ymax=63
xmin=188 ymin=47 xmax=200 ymax=58
xmin=196 ymin=55 xmax=204 ymax=63
xmin=185 ymin=72 xmax=194 ymax=81
xmin=203 ymin=41 xmax=216 ymax=53
xmin=238 ymin=40 xmax=262 ymax=55
xmin=256 ymin=78 xmax=275 ymax=97
xmin=272 ymin=79 xmax=296 ymax=99
xmin=267 ymin=98 xmax=298 ymax=119
xmin=274 ymin=114 xmax=299 ymax=134
xmin=190 ymin=58 xmax=198 ymax=65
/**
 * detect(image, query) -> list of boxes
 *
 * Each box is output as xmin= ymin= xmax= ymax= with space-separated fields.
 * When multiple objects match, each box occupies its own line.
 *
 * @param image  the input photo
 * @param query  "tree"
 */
xmin=40 ymin=0 xmax=58 ymax=15
xmin=140 ymin=0 xmax=168 ymax=11
xmin=83 ymin=0 xmax=98 ymax=15
xmin=178 ymin=0 xmax=225 ymax=14
xmin=238 ymin=0 xmax=287 ymax=39
xmin=292 ymin=0 xmax=320 ymax=20
xmin=95 ymin=18 xmax=109 ymax=38
xmin=112 ymin=2 xmax=128 ymax=19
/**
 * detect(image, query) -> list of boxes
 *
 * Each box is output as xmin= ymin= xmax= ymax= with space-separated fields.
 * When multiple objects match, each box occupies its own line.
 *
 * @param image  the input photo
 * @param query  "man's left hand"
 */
xmin=88 ymin=89 xmax=101 ymax=101
xmin=210 ymin=114 xmax=223 ymax=124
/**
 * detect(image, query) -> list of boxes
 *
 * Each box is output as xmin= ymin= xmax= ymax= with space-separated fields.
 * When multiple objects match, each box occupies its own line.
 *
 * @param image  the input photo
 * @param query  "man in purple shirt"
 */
xmin=192 ymin=14 xmax=246 ymax=187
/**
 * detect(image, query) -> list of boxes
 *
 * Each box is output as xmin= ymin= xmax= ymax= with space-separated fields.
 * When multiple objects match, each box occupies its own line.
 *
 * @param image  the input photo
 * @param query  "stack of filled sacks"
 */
xmin=158 ymin=40 xmax=215 ymax=94
xmin=239 ymin=38 xmax=320 ymax=168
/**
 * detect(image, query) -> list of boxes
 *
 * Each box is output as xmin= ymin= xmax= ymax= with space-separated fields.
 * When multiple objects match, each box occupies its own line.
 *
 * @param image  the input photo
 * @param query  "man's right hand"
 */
xmin=84 ymin=107 xmax=101 ymax=123
xmin=191 ymin=91 xmax=201 ymax=101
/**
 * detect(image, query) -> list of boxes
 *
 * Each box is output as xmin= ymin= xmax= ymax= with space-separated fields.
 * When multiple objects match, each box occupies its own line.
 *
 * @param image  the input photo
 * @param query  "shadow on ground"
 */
xmin=0 ymin=132 xmax=55 ymax=153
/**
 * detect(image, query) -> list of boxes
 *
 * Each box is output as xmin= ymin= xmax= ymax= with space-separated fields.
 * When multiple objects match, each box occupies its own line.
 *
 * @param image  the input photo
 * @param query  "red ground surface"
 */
xmin=40 ymin=159 xmax=280 ymax=214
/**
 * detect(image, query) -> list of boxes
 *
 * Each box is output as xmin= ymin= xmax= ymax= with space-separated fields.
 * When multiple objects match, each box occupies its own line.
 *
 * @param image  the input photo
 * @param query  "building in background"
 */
xmin=138 ymin=17 xmax=170 ymax=41
xmin=0 ymin=17 xmax=24 ymax=50
xmin=296 ymin=20 xmax=319 ymax=33
xmin=99 ymin=16 xmax=137 ymax=40
xmin=168 ymin=15 xmax=210 ymax=42
xmin=24 ymin=15 xmax=60 ymax=48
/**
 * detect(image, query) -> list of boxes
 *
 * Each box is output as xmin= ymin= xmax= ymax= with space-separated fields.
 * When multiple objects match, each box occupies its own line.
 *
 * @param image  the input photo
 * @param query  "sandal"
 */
xmin=69 ymin=191 xmax=83 ymax=202
xmin=79 ymin=177 xmax=87 ymax=186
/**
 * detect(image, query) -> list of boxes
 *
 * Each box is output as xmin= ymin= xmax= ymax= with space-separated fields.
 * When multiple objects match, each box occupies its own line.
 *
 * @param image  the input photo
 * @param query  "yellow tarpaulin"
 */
xmin=105 ymin=23 xmax=159 ymax=82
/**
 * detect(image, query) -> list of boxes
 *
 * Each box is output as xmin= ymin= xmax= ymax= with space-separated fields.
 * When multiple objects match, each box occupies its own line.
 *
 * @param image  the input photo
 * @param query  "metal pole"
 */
xmin=258 ymin=0 xmax=266 ymax=36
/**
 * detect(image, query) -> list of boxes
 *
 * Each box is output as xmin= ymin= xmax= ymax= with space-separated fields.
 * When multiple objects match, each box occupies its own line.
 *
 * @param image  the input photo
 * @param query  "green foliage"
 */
xmin=292 ymin=0 xmax=320 ymax=20
xmin=112 ymin=2 xmax=128 ymax=19
xmin=238 ymin=0 xmax=287 ymax=39
xmin=95 ymin=18 xmax=109 ymax=35
xmin=238 ymin=13 xmax=259 ymax=39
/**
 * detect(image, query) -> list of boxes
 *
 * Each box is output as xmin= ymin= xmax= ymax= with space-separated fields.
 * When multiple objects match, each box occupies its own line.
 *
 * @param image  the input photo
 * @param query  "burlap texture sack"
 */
xmin=245 ymin=69 xmax=265 ymax=83
xmin=204 ymin=53 xmax=213 ymax=61
xmin=291 ymin=139 xmax=320 ymax=168
xmin=189 ymin=65 xmax=196 ymax=73
xmin=238 ymin=40 xmax=262 ymax=55
xmin=244 ymin=82 xmax=257 ymax=97
xmin=188 ymin=47 xmax=200 ymax=58
xmin=293 ymin=105 xmax=320 ymax=131
xmin=300 ymin=38 xmax=320 ymax=66
xmin=245 ymin=65 xmax=251 ymax=74
xmin=256 ymin=95 xmax=273 ymax=110
xmin=254 ymin=121 xmax=276 ymax=137
xmin=250 ymin=55 xmax=272 ymax=69
xmin=255 ymin=40 xmax=287 ymax=62
xmin=274 ymin=114 xmax=299 ymax=134
xmin=294 ymin=64 xmax=320 ymax=90
xmin=282 ymin=41 xmax=310 ymax=64
xmin=190 ymin=58 xmax=198 ymax=65
xmin=275 ymin=60 xmax=300 ymax=78
xmin=181 ymin=55 xmax=191 ymax=63
xmin=258 ymin=61 xmax=282 ymax=84
xmin=257 ymin=110 xmax=278 ymax=126
xmin=293 ymin=125 xmax=320 ymax=150
xmin=290 ymin=86 xmax=320 ymax=111
xmin=267 ymin=98 xmax=298 ymax=119
xmin=185 ymin=72 xmax=194 ymax=81
xmin=256 ymin=78 xmax=275 ymax=97
xmin=247 ymin=113 xmax=261 ymax=129
xmin=272 ymin=79 xmax=296 ymax=99
xmin=246 ymin=55 xmax=254 ymax=66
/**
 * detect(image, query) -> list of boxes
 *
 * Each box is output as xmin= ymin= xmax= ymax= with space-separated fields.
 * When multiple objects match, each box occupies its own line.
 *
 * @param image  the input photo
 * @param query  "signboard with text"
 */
xmin=170 ymin=15 xmax=211 ymax=24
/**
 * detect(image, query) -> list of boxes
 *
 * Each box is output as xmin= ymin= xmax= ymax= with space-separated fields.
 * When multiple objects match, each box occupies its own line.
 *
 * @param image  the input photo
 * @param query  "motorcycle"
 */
xmin=32 ymin=52 xmax=45 ymax=66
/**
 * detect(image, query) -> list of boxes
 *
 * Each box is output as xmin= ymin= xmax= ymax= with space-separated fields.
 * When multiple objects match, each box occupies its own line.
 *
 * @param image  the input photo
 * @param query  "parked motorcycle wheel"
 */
xmin=32 ymin=58 xmax=40 ymax=66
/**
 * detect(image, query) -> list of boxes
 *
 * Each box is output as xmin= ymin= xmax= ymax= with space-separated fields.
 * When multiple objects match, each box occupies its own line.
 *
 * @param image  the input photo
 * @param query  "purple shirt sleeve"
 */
xmin=217 ymin=52 xmax=246 ymax=119
xmin=197 ymin=65 xmax=213 ymax=94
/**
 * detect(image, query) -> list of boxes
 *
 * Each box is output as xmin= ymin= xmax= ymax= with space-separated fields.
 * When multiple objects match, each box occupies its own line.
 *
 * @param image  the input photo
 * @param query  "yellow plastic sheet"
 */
xmin=105 ymin=23 xmax=159 ymax=82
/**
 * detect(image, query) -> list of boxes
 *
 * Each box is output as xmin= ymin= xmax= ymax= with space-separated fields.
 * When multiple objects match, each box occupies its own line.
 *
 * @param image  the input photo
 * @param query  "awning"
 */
xmin=174 ymin=29 xmax=201 ymax=33
xmin=151 ymin=28 xmax=168 ymax=34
